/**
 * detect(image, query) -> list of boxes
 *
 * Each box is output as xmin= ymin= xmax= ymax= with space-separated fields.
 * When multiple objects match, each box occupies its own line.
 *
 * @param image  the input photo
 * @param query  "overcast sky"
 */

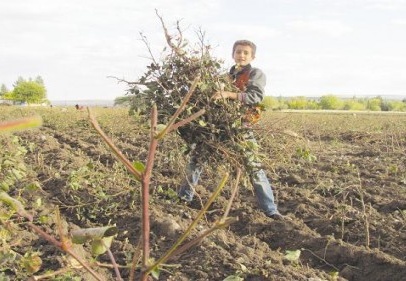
xmin=1 ymin=0 xmax=406 ymax=101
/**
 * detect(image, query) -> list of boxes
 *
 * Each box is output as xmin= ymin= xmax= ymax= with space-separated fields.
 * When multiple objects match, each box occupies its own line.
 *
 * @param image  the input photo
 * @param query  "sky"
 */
xmin=1 ymin=0 xmax=406 ymax=102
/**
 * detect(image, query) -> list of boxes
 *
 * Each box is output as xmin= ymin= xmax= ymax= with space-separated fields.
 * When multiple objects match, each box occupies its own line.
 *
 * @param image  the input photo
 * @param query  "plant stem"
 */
xmin=140 ymin=105 xmax=158 ymax=281
xmin=87 ymin=108 xmax=142 ymax=181
xmin=167 ymin=109 xmax=206 ymax=134
xmin=144 ymin=173 xmax=229 ymax=276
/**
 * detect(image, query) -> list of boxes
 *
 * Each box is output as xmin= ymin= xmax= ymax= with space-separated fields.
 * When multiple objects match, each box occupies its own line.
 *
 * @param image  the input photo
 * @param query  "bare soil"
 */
xmin=1 ymin=107 xmax=405 ymax=281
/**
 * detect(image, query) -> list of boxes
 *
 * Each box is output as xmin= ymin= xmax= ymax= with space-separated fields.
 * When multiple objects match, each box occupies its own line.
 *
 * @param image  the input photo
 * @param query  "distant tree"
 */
xmin=287 ymin=96 xmax=309 ymax=109
xmin=305 ymin=99 xmax=320 ymax=109
xmin=13 ymin=76 xmax=25 ymax=87
xmin=370 ymin=96 xmax=391 ymax=111
xmin=343 ymin=99 xmax=366 ymax=111
xmin=0 ymin=84 xmax=9 ymax=98
xmin=319 ymin=95 xmax=344 ymax=110
xmin=262 ymin=96 xmax=281 ymax=110
xmin=125 ymin=87 xmax=150 ymax=115
xmin=114 ymin=95 xmax=134 ymax=106
xmin=276 ymin=96 xmax=289 ymax=110
xmin=387 ymin=101 xmax=406 ymax=112
xmin=380 ymin=101 xmax=390 ymax=111
xmin=366 ymin=98 xmax=382 ymax=111
xmin=11 ymin=80 xmax=47 ymax=104
xmin=35 ymin=75 xmax=45 ymax=85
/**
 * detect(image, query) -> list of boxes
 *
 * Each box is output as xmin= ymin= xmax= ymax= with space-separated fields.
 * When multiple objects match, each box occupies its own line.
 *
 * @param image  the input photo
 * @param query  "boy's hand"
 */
xmin=211 ymin=91 xmax=227 ymax=100
xmin=211 ymin=91 xmax=237 ymax=100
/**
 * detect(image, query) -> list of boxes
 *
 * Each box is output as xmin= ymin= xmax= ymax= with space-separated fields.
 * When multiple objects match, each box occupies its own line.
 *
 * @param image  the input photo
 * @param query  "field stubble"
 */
xmin=1 ymin=106 xmax=405 ymax=281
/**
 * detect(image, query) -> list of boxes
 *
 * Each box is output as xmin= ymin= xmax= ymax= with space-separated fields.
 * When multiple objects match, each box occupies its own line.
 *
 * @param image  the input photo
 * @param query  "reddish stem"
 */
xmin=141 ymin=105 xmax=159 ymax=281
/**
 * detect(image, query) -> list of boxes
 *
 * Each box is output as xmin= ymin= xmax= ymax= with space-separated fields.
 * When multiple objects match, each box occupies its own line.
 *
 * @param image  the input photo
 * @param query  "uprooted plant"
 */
xmin=120 ymin=10 xmax=262 ymax=171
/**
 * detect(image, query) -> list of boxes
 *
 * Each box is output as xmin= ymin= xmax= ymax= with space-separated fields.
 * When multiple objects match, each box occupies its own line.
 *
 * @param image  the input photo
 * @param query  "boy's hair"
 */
xmin=232 ymin=40 xmax=257 ymax=57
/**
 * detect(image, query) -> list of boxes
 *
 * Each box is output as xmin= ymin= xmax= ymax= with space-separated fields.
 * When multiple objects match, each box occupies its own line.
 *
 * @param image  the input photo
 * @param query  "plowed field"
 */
xmin=1 ymin=106 xmax=405 ymax=281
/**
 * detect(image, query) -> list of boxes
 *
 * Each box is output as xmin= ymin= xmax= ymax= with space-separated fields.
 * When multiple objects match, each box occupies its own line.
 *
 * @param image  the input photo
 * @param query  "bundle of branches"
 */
xmin=128 ymin=15 xmax=256 ymax=170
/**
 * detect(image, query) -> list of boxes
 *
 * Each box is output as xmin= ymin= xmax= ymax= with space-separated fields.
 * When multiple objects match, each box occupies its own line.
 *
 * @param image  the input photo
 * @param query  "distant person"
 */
xmin=178 ymin=40 xmax=290 ymax=220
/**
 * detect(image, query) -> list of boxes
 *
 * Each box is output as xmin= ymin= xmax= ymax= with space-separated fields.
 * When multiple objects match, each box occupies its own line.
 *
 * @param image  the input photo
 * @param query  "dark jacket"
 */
xmin=229 ymin=64 xmax=266 ymax=105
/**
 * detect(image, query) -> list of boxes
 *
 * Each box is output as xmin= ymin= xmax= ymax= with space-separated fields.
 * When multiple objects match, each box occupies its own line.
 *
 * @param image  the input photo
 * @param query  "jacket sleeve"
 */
xmin=238 ymin=68 xmax=266 ymax=105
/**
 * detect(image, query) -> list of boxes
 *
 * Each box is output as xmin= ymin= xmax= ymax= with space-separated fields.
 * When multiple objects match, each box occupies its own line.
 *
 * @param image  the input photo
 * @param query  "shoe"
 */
xmin=178 ymin=196 xmax=202 ymax=210
xmin=178 ymin=195 xmax=193 ymax=204
xmin=267 ymin=212 xmax=292 ymax=221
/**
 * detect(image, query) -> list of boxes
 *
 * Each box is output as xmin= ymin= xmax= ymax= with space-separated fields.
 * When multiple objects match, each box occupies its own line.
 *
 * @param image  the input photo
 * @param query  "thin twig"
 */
xmin=155 ymin=75 xmax=201 ymax=139
xmin=168 ymin=217 xmax=237 ymax=261
xmin=155 ymin=9 xmax=185 ymax=56
xmin=27 ymin=222 xmax=104 ymax=281
xmin=301 ymin=248 xmax=339 ymax=271
xmin=106 ymin=76 xmax=137 ymax=85
xmin=129 ymin=238 xmax=143 ymax=281
xmin=102 ymin=240 xmax=123 ymax=281
xmin=356 ymin=172 xmax=370 ymax=248
xmin=30 ymin=267 xmax=73 ymax=280
xmin=222 ymin=168 xmax=242 ymax=220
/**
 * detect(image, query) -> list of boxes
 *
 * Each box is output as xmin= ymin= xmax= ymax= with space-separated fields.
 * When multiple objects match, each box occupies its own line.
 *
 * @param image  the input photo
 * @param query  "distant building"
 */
xmin=0 ymin=99 xmax=12 ymax=105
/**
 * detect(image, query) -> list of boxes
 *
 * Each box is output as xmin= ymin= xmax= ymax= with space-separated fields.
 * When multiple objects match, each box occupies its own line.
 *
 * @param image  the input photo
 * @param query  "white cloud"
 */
xmin=1 ymin=0 xmax=406 ymax=100
xmin=364 ymin=0 xmax=406 ymax=10
xmin=286 ymin=19 xmax=352 ymax=37
xmin=391 ymin=18 xmax=406 ymax=25
xmin=267 ymin=50 xmax=406 ymax=97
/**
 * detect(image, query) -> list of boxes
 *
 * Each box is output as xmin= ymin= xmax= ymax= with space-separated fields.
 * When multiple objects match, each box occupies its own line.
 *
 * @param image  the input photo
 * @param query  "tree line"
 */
xmin=262 ymin=94 xmax=406 ymax=112
xmin=115 ymin=93 xmax=406 ymax=113
xmin=0 ymin=76 xmax=48 ymax=105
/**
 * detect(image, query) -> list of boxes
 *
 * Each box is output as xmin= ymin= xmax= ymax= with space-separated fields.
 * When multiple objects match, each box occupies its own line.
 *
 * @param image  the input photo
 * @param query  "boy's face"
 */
xmin=232 ymin=45 xmax=255 ymax=66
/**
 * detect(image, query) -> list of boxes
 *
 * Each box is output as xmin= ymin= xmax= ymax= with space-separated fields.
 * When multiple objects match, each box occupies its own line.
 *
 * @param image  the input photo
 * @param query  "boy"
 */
xmin=178 ymin=40 xmax=288 ymax=220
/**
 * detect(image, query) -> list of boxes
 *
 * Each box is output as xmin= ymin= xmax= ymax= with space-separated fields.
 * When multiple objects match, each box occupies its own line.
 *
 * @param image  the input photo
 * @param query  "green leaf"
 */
xmin=21 ymin=252 xmax=42 ymax=273
xmin=238 ymin=263 xmax=247 ymax=272
xmin=11 ymin=168 xmax=25 ymax=180
xmin=329 ymin=271 xmax=339 ymax=280
xmin=150 ymin=266 xmax=160 ymax=280
xmin=0 ymin=182 xmax=10 ymax=192
xmin=2 ymin=159 xmax=15 ymax=166
xmin=0 ymin=272 xmax=11 ymax=281
xmin=156 ymin=124 xmax=166 ymax=134
xmin=132 ymin=161 xmax=145 ymax=173
xmin=0 ymin=191 xmax=32 ymax=220
xmin=284 ymin=249 xmax=301 ymax=263
xmin=26 ymin=181 xmax=41 ymax=191
xmin=35 ymin=197 xmax=42 ymax=208
xmin=198 ymin=120 xmax=207 ymax=127
xmin=91 ymin=236 xmax=114 ymax=256
xmin=71 ymin=226 xmax=118 ymax=244
xmin=0 ymin=251 xmax=17 ymax=268
xmin=38 ymin=215 xmax=49 ymax=224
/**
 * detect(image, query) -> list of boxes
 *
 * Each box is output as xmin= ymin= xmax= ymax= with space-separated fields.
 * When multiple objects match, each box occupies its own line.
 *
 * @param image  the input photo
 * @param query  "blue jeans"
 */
xmin=178 ymin=133 xmax=279 ymax=216
xmin=178 ymin=154 xmax=203 ymax=203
